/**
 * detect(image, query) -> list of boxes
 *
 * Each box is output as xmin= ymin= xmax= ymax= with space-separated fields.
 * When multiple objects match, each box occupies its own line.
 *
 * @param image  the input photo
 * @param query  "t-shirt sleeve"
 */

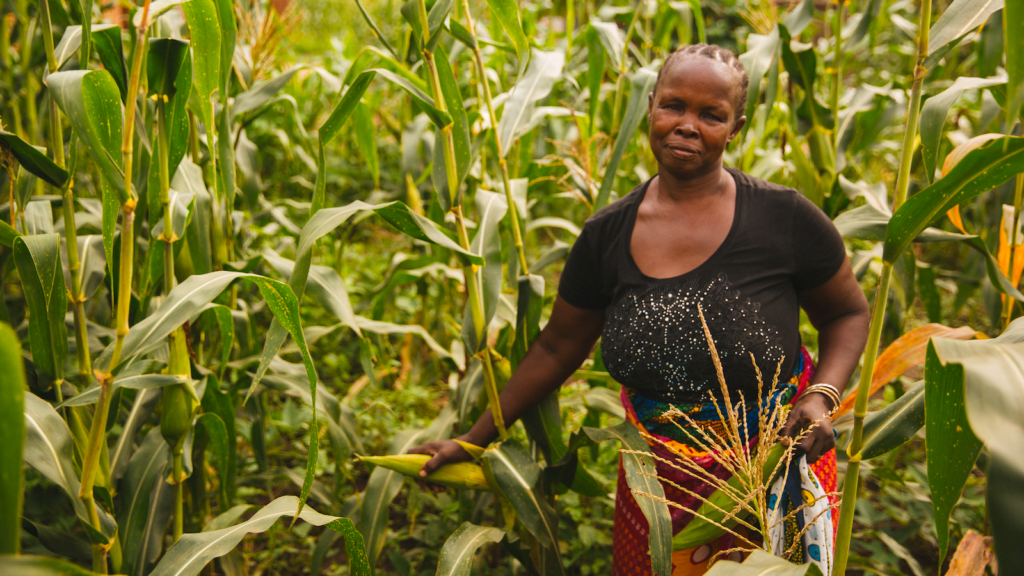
xmin=791 ymin=194 xmax=847 ymax=292
xmin=558 ymin=223 xmax=612 ymax=310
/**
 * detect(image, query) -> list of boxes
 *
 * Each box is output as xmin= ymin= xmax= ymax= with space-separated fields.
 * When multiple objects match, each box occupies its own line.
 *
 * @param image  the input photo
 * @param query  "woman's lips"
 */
xmin=667 ymin=145 xmax=699 ymax=159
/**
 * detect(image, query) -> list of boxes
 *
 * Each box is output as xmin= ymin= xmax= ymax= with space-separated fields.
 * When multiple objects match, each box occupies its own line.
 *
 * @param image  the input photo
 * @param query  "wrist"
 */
xmin=458 ymin=431 xmax=493 ymax=448
xmin=802 ymin=384 xmax=839 ymax=413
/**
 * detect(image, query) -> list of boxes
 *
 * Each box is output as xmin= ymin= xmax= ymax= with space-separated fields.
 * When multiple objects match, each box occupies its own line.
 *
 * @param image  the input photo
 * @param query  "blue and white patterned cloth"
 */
xmin=767 ymin=455 xmax=834 ymax=575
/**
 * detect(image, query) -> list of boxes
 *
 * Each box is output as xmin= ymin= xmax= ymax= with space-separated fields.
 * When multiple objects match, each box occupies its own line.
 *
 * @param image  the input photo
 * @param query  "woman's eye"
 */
xmin=703 ymin=113 xmax=721 ymax=121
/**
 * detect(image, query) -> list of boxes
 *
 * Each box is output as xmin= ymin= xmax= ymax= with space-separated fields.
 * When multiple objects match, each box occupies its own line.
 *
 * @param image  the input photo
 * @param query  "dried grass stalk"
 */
xmin=629 ymin=304 xmax=840 ymax=567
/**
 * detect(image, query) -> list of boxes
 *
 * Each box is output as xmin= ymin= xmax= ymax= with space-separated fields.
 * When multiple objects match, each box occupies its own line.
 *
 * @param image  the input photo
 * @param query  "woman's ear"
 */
xmin=648 ymin=90 xmax=655 ymax=121
xmin=729 ymin=115 xmax=747 ymax=142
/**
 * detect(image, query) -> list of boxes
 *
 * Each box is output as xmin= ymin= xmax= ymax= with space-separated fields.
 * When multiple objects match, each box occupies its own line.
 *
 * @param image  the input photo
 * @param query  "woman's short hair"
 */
xmin=656 ymin=43 xmax=750 ymax=120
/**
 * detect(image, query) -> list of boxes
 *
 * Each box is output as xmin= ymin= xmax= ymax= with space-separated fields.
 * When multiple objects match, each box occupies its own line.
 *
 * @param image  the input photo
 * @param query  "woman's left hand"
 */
xmin=779 ymin=393 xmax=835 ymax=463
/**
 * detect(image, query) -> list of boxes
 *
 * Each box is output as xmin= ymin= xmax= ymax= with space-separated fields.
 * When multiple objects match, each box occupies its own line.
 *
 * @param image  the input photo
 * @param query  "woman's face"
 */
xmin=648 ymin=57 xmax=746 ymax=180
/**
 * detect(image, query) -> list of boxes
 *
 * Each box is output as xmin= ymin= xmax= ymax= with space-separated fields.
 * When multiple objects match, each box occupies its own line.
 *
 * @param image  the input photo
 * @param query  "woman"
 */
xmin=410 ymin=43 xmax=870 ymax=575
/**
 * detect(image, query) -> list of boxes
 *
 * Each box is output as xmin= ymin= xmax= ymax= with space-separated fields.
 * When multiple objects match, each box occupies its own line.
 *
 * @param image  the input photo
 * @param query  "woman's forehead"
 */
xmin=655 ymin=59 xmax=742 ymax=102
xmin=660 ymin=55 xmax=742 ymax=85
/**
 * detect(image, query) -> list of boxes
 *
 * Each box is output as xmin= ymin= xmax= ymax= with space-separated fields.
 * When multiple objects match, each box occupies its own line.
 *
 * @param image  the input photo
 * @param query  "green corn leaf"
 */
xmin=1006 ymin=0 xmax=1024 ymax=125
xmin=149 ymin=496 xmax=370 ymax=576
xmin=196 ymin=412 xmax=230 ymax=503
xmin=497 ymin=49 xmax=564 ymax=156
xmin=586 ymin=25 xmax=606 ymax=126
xmin=461 ymin=190 xmax=507 ymax=353
xmin=24 ymin=393 xmax=118 ymax=543
xmin=262 ymin=250 xmax=361 ymax=335
xmin=349 ymin=317 xmax=452 ymax=359
xmin=0 ymin=131 xmax=69 ymax=189
xmin=353 ymin=101 xmax=380 ymax=188
xmin=925 ymin=0 xmax=1005 ymax=70
xmin=374 ymin=202 xmax=485 ymax=264
xmin=482 ymin=441 xmax=562 ymax=564
xmin=884 ymin=136 xmax=1024 ymax=263
xmin=248 ymin=200 xmax=381 ymax=404
xmin=484 ymin=0 xmax=529 ymax=71
xmin=372 ymin=68 xmax=452 ymax=129
xmin=589 ymin=20 xmax=624 ymax=72
xmin=57 ymin=371 xmax=190 ymax=408
xmin=21 ymin=518 xmax=92 ymax=562
xmin=511 ymin=274 xmax=544 ymax=368
xmin=89 ymin=270 xmax=320 ymax=517
xmin=560 ymin=386 xmax=626 ymax=419
xmin=833 ymin=202 xmax=972 ymax=242
xmin=920 ymin=76 xmax=1006 ymax=181
xmin=201 ymin=376 xmax=237 ymax=503
xmin=0 ymin=555 xmax=106 ymax=576
xmin=595 ymin=68 xmax=657 ymax=210
xmin=214 ymin=0 xmax=235 ymax=99
xmin=680 ymin=0 xmax=706 ymax=42
xmin=446 ymin=20 xmax=478 ymax=50
xmin=181 ymin=0 xmax=221 ymax=131
xmin=930 ymin=319 xmax=1024 ymax=574
xmin=53 ymin=25 xmax=83 ymax=69
xmin=92 ymin=24 xmax=128 ymax=100
xmin=705 ymin=550 xmax=824 ymax=575
xmin=780 ymin=25 xmax=833 ymax=133
xmin=739 ymin=29 xmax=781 ymax=134
xmin=231 ymin=68 xmax=300 ymax=118
xmin=861 ymin=380 xmax=926 ymax=460
xmin=319 ymin=70 xmax=376 ymax=146
xmin=133 ymin=0 xmax=193 ymax=29
xmin=435 ymin=522 xmax=507 ymax=576
xmin=48 ymin=70 xmax=126 ymax=202
xmin=426 ymin=0 xmax=456 ymax=43
xmin=22 ymin=201 xmax=54 ymax=235
xmin=0 ymin=323 xmax=24 ymax=554
xmin=176 ymin=159 xmax=213 ymax=274
xmin=361 ymin=430 xmax=422 ymax=562
xmin=781 ymin=0 xmax=816 ymax=37
xmin=119 ymin=428 xmax=170 ymax=576
xmin=354 ymin=0 xmax=399 ymax=58
xmin=520 ymin=391 xmax=567 ymax=467
xmin=0 ymin=220 xmax=21 ymax=247
xmin=551 ymin=423 xmax=671 ymax=573
xmin=146 ymin=48 xmax=193 ymax=225
xmin=13 ymin=234 xmax=68 ymax=392
xmin=147 ymin=38 xmax=190 ymax=99
xmin=195 ymin=304 xmax=234 ymax=368
xmin=434 ymin=43 xmax=471 ymax=186
xmin=925 ymin=343 xmax=984 ymax=564
xmin=109 ymin=389 xmax=162 ymax=483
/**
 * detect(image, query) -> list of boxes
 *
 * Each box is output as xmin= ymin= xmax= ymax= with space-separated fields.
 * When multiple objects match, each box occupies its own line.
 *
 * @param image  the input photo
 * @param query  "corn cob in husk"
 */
xmin=358 ymin=454 xmax=496 ymax=492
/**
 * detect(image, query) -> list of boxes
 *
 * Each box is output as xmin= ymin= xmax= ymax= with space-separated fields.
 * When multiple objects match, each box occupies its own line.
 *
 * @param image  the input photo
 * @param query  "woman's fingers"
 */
xmin=419 ymin=452 xmax=446 ymax=477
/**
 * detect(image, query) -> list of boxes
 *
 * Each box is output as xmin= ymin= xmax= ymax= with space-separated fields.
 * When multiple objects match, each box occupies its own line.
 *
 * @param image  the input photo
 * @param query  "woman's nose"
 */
xmin=674 ymin=119 xmax=698 ymax=136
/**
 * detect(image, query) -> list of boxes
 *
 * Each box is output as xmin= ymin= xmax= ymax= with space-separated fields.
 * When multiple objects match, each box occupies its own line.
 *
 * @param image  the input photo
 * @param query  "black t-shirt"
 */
xmin=558 ymin=168 xmax=846 ymax=404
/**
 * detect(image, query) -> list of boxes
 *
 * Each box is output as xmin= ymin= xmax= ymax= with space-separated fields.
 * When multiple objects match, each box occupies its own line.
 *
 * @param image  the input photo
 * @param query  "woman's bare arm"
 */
xmin=780 ymin=258 xmax=870 ymax=462
xmin=409 ymin=296 xmax=605 ymax=475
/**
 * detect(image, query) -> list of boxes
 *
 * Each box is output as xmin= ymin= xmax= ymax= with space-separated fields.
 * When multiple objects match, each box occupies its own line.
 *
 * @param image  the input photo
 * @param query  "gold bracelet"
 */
xmin=805 ymin=384 xmax=840 ymax=404
xmin=804 ymin=384 xmax=840 ymax=412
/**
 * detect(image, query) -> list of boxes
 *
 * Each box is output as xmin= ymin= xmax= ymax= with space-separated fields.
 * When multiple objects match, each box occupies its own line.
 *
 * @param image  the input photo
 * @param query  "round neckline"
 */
xmin=625 ymin=167 xmax=745 ymax=282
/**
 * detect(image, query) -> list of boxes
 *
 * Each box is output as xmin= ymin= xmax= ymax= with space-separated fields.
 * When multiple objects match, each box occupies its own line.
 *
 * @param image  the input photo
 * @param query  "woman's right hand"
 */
xmin=407 ymin=438 xmax=475 ymax=477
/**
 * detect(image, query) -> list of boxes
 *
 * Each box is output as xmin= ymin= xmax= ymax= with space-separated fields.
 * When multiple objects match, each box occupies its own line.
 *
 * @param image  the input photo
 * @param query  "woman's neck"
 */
xmin=653 ymin=163 xmax=730 ymax=205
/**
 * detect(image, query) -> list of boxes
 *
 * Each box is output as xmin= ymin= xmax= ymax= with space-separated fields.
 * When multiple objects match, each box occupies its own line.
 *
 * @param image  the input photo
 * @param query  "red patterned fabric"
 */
xmin=611 ymin=350 xmax=838 ymax=575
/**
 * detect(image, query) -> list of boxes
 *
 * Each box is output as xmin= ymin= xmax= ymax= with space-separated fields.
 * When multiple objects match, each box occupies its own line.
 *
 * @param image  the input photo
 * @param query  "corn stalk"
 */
xmin=832 ymin=0 xmax=931 ymax=571
xmin=416 ymin=0 xmax=507 ymax=440
xmin=459 ymin=0 xmax=529 ymax=275
xmin=78 ymin=3 xmax=154 ymax=571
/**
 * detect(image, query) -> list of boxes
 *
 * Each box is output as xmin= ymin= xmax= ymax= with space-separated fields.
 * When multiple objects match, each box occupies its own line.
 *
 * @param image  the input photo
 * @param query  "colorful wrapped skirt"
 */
xmin=610 ymin=348 xmax=838 ymax=576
